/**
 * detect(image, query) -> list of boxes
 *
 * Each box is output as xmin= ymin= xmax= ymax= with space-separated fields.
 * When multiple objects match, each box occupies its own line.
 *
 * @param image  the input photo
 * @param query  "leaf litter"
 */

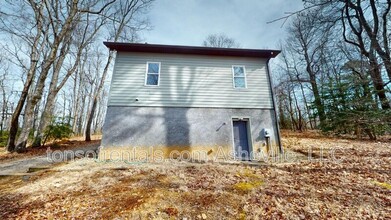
xmin=0 ymin=131 xmax=390 ymax=219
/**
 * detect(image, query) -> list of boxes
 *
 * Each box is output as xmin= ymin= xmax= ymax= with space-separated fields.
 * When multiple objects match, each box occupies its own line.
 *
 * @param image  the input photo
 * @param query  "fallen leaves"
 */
xmin=0 ymin=131 xmax=390 ymax=219
xmin=163 ymin=207 xmax=178 ymax=216
xmin=0 ymin=138 xmax=100 ymax=163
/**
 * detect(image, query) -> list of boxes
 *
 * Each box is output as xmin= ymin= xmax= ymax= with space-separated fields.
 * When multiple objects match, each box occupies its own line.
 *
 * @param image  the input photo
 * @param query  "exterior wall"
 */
xmin=108 ymin=52 xmax=273 ymax=109
xmin=100 ymin=106 xmax=279 ymax=160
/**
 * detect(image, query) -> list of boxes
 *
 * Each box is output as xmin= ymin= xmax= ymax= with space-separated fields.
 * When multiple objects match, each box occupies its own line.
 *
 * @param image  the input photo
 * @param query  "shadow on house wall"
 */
xmin=163 ymin=64 xmax=195 ymax=156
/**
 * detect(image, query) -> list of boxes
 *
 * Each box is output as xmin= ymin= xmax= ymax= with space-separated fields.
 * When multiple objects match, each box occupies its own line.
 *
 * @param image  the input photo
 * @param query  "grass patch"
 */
xmin=234 ymin=168 xmax=264 ymax=192
xmin=233 ymin=181 xmax=263 ymax=192
xmin=373 ymin=181 xmax=391 ymax=190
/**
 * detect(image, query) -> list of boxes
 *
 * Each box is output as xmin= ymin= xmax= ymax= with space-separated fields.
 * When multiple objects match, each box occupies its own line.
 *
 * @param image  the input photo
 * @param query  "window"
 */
xmin=232 ymin=66 xmax=246 ymax=88
xmin=145 ymin=62 xmax=160 ymax=86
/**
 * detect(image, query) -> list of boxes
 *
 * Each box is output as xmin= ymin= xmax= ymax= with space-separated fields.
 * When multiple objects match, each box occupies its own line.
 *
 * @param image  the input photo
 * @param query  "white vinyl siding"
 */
xmin=108 ymin=52 xmax=273 ymax=108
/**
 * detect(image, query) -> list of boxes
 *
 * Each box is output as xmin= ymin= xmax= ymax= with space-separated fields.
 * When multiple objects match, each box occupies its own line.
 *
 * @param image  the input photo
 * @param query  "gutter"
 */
xmin=265 ymin=58 xmax=283 ymax=154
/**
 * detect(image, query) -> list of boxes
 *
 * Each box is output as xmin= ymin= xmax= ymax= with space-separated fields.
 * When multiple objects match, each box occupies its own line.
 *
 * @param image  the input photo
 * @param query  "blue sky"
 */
xmin=142 ymin=0 xmax=304 ymax=49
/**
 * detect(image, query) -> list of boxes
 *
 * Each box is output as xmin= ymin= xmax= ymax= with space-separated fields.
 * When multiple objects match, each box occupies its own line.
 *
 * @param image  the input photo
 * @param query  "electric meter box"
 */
xmin=264 ymin=128 xmax=271 ymax=138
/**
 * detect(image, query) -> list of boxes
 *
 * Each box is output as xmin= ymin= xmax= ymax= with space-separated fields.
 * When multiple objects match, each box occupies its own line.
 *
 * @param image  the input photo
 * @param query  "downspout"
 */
xmin=266 ymin=58 xmax=283 ymax=154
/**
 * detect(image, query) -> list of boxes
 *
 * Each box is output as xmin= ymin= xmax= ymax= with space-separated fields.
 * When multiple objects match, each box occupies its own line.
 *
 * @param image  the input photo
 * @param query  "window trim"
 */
xmin=144 ymin=62 xmax=161 ymax=86
xmin=232 ymin=65 xmax=247 ymax=89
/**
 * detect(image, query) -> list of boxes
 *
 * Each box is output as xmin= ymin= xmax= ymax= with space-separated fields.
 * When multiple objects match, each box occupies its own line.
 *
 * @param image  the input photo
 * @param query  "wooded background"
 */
xmin=0 ymin=0 xmax=390 ymax=153
xmin=273 ymin=0 xmax=391 ymax=140
xmin=0 ymin=0 xmax=154 ymax=152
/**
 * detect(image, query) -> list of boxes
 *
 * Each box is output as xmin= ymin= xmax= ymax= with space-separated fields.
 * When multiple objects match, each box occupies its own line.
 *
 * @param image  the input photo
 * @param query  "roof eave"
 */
xmin=103 ymin=42 xmax=280 ymax=59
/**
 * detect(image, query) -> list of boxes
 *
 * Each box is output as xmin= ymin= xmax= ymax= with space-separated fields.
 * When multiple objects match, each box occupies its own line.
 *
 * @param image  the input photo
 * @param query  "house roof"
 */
xmin=103 ymin=42 xmax=280 ymax=59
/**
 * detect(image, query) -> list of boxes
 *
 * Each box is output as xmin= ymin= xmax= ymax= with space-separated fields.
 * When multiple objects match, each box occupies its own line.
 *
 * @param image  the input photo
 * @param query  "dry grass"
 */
xmin=0 ymin=132 xmax=390 ymax=219
xmin=0 ymin=135 xmax=101 ymax=163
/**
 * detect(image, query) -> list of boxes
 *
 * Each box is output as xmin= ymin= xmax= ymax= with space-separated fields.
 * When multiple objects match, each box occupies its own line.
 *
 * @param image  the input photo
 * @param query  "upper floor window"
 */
xmin=232 ymin=66 xmax=246 ymax=89
xmin=145 ymin=62 xmax=161 ymax=86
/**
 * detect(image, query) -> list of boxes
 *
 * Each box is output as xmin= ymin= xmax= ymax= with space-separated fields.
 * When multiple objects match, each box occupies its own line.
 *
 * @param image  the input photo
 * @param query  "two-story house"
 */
xmin=100 ymin=42 xmax=281 ymax=161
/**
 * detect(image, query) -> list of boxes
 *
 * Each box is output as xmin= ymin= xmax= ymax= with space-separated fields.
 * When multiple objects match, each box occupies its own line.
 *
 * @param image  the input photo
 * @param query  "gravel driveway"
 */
xmin=0 ymin=143 xmax=100 ymax=175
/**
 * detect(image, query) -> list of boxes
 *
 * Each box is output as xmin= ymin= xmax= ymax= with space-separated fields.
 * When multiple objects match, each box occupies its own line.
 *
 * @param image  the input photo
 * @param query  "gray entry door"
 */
xmin=233 ymin=121 xmax=250 ymax=159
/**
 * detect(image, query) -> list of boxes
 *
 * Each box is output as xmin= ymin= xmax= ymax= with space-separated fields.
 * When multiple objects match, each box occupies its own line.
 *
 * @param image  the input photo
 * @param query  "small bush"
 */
xmin=42 ymin=119 xmax=73 ymax=146
xmin=0 ymin=131 xmax=9 ymax=147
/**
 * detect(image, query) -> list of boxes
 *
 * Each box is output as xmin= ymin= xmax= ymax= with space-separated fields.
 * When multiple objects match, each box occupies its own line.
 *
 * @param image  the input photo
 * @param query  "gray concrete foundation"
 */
xmin=101 ymin=106 xmax=280 ymax=155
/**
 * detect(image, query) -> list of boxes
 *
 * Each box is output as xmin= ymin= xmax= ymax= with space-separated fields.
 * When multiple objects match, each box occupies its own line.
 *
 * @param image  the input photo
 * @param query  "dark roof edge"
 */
xmin=103 ymin=42 xmax=280 ymax=59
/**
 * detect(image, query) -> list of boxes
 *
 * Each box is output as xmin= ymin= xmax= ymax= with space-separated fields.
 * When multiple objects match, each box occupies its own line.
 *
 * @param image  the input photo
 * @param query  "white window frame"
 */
xmin=232 ymin=65 xmax=247 ymax=89
xmin=144 ymin=62 xmax=161 ymax=86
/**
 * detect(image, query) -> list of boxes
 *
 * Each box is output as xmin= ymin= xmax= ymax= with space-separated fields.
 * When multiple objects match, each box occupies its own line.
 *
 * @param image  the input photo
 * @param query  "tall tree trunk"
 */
xmin=16 ymin=63 xmax=57 ymax=150
xmin=287 ymin=87 xmax=298 ymax=131
xmin=77 ymin=105 xmax=84 ymax=135
xmin=368 ymin=51 xmax=390 ymax=110
xmin=278 ymin=96 xmax=288 ymax=129
xmin=94 ymin=98 xmax=102 ymax=134
xmin=14 ymin=1 xmax=81 ymax=151
xmin=72 ymin=62 xmax=86 ymax=134
xmin=292 ymin=88 xmax=304 ymax=131
xmin=7 ymin=57 xmax=39 ymax=152
xmin=299 ymin=82 xmax=313 ymax=129
xmin=14 ymin=93 xmax=38 ymax=152
xmin=32 ymin=40 xmax=81 ymax=147
xmin=302 ymin=45 xmax=326 ymax=127
xmin=84 ymin=0 xmax=151 ymax=141
xmin=308 ymin=69 xmax=326 ymax=127
xmin=6 ymin=3 xmax=44 ymax=152
xmin=32 ymin=89 xmax=57 ymax=147
xmin=0 ymin=81 xmax=7 ymax=134
xmin=85 ymin=52 xmax=114 ymax=141
xmin=71 ymin=71 xmax=80 ymax=134
xmin=16 ymin=61 xmax=59 ymax=151
xmin=354 ymin=0 xmax=391 ymax=82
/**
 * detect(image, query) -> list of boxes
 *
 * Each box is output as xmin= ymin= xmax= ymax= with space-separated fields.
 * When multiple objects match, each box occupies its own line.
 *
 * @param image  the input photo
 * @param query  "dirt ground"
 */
xmin=0 ymin=131 xmax=390 ymax=219
xmin=0 ymin=135 xmax=102 ymax=163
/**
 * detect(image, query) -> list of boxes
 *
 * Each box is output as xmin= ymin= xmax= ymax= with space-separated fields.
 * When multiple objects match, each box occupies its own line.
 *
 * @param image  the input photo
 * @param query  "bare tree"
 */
xmin=0 ymin=1 xmax=48 ymax=152
xmin=274 ymin=2 xmax=390 ymax=138
xmin=0 ymin=55 xmax=13 ymax=134
xmin=340 ymin=0 xmax=391 ymax=109
xmin=283 ymin=10 xmax=331 ymax=127
xmin=302 ymin=0 xmax=391 ymax=109
xmin=85 ymin=0 xmax=153 ymax=141
xmin=32 ymin=12 xmax=108 ymax=147
xmin=0 ymin=0 xmax=156 ymax=151
xmin=12 ymin=0 xmax=118 ymax=152
xmin=71 ymin=51 xmax=89 ymax=135
xmin=202 ymin=33 xmax=241 ymax=48
xmin=0 ymin=0 xmax=119 ymax=152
